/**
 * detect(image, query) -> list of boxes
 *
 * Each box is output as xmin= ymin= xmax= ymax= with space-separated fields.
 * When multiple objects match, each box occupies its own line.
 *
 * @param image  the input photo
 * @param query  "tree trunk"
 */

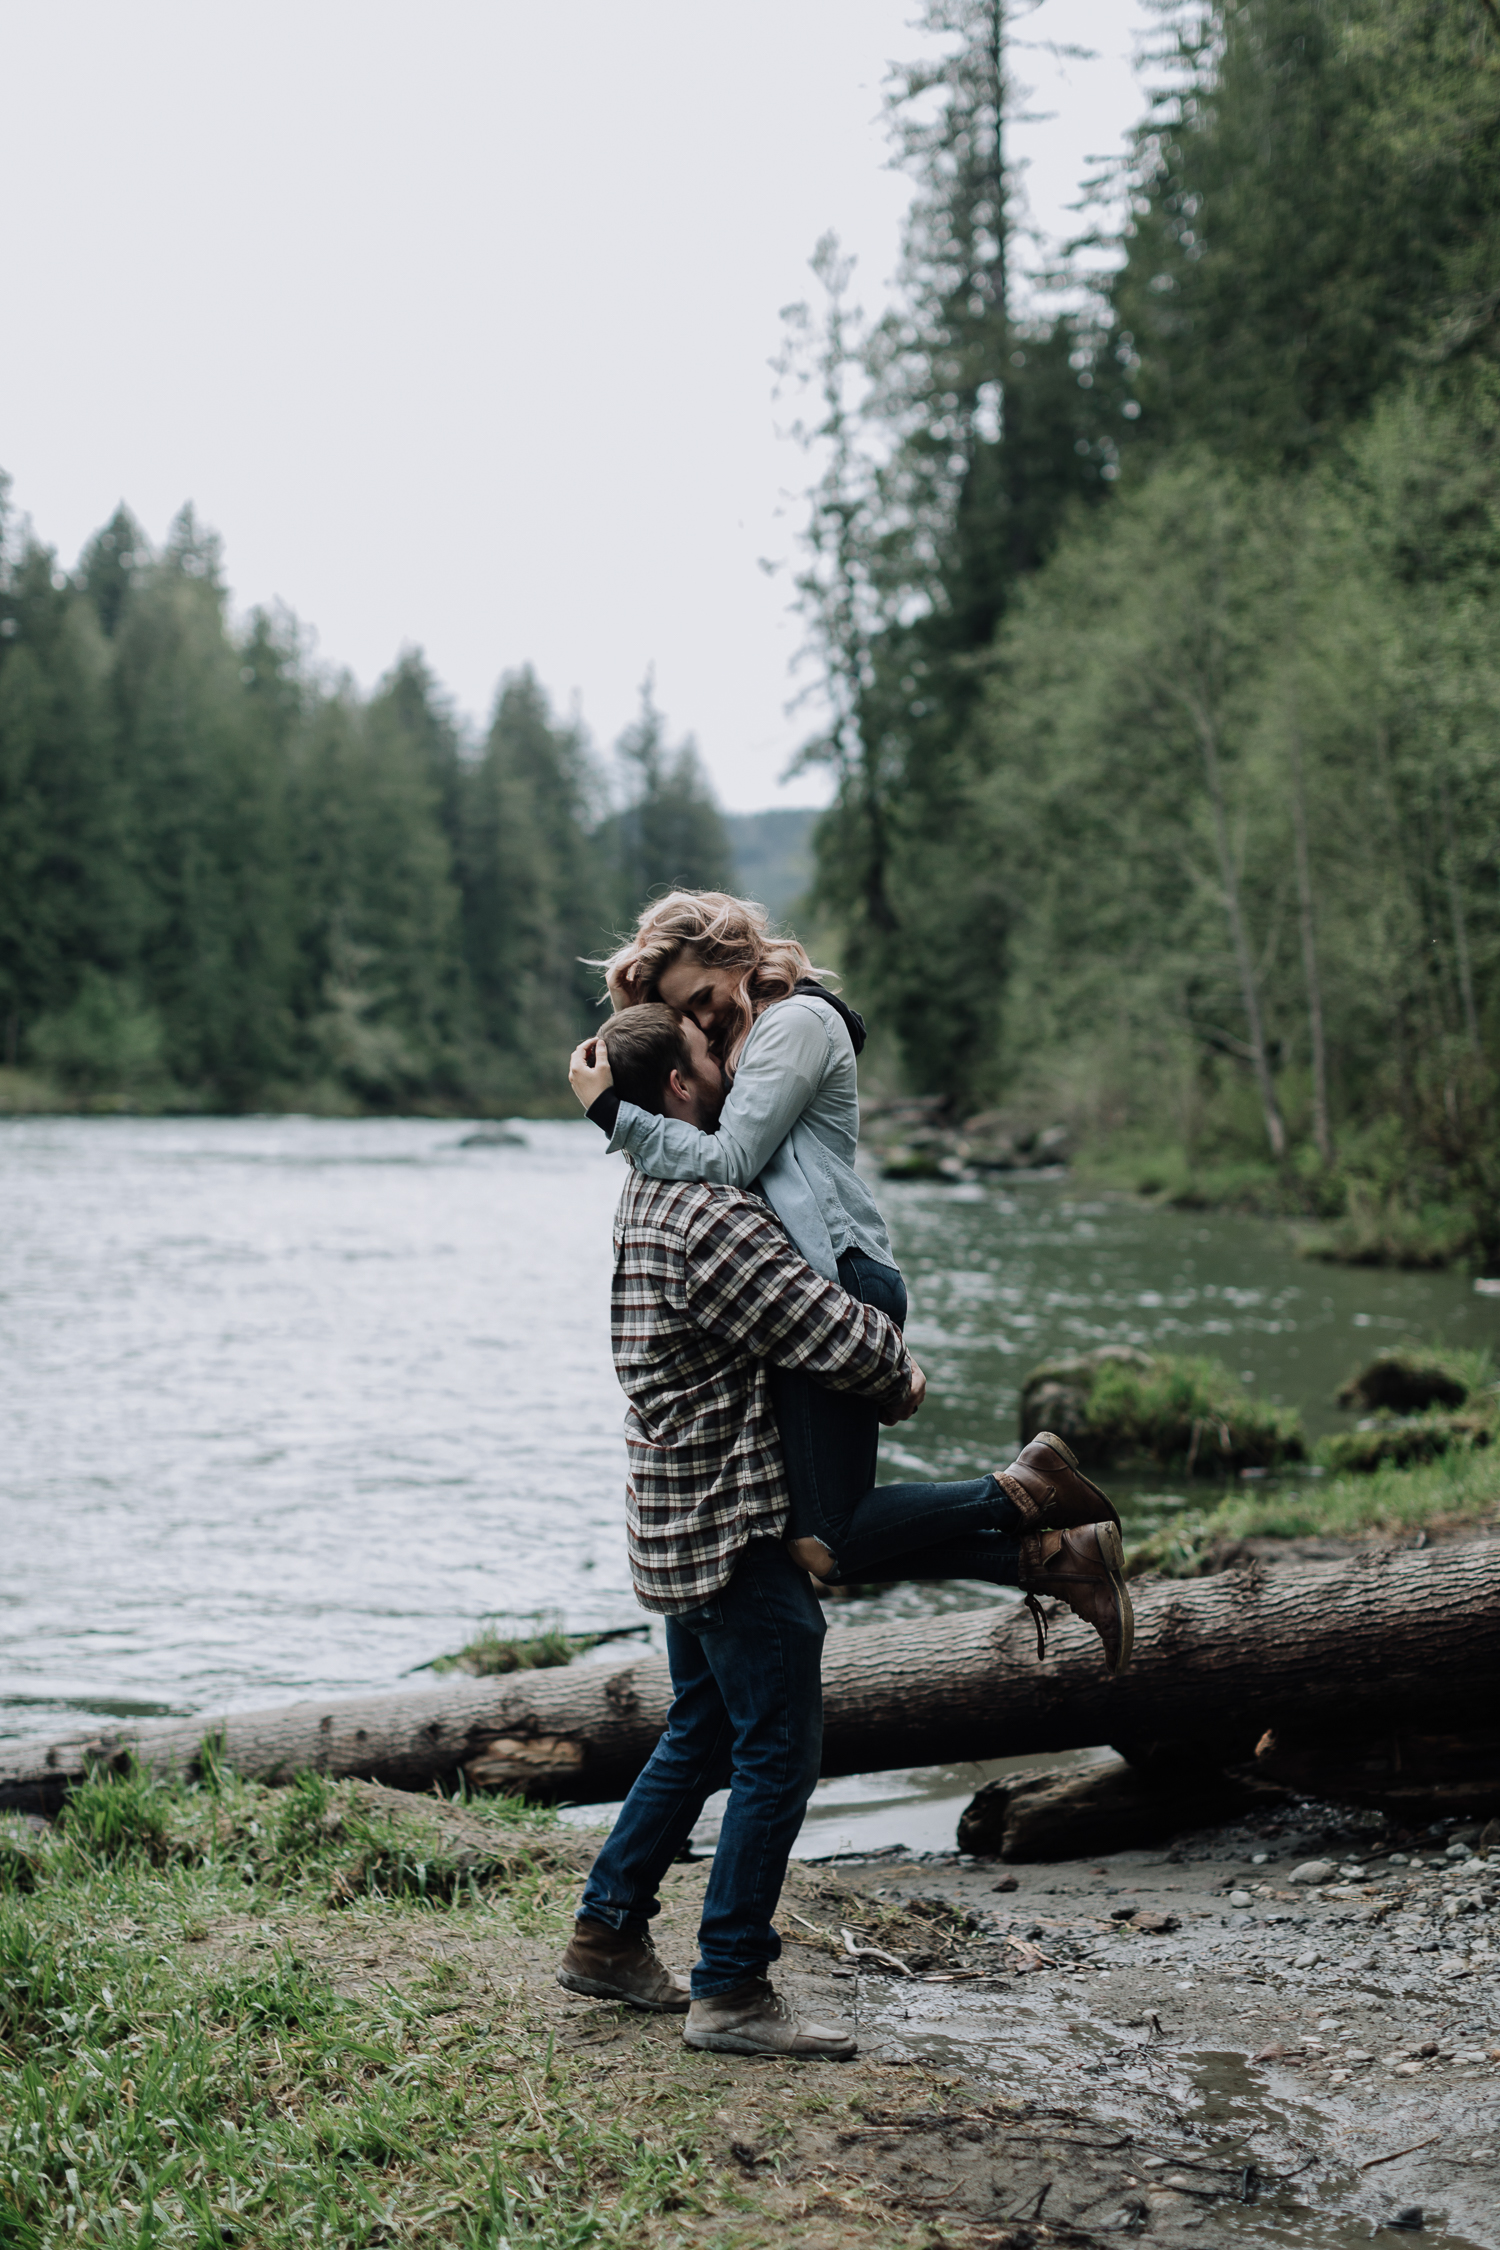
xmin=1191 ymin=694 xmax=1287 ymax=1159
xmin=1288 ymin=712 xmax=1332 ymax=1166
xmin=4 ymin=1545 xmax=1497 ymax=1818
xmin=1439 ymin=766 xmax=1481 ymax=1053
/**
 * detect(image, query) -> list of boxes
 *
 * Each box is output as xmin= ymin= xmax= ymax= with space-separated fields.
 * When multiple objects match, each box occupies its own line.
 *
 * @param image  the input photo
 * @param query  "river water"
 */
xmin=6 ymin=1116 xmax=1497 ymax=1852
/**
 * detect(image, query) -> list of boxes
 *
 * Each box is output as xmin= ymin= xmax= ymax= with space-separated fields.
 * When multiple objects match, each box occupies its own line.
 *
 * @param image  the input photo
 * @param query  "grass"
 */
xmin=423 ymin=1618 xmax=650 ymax=1678
xmin=1024 ymin=1349 xmax=1305 ymax=1474
xmin=1125 ymin=1440 xmax=1500 ymax=1578
xmin=1318 ymin=1342 xmax=1498 ymax=1475
xmin=0 ymin=1765 xmax=958 ymax=2250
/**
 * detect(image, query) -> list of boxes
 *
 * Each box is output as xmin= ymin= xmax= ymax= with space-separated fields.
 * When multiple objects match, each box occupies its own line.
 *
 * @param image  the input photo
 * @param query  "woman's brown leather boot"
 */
xmin=992 ymin=1431 xmax=1121 ymax=1532
xmin=1017 ymin=1520 xmax=1134 ymax=1676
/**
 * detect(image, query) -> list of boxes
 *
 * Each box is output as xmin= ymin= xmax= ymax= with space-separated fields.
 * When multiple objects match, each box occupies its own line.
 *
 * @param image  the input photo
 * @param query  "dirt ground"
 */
xmin=255 ymin=1789 xmax=1499 ymax=2248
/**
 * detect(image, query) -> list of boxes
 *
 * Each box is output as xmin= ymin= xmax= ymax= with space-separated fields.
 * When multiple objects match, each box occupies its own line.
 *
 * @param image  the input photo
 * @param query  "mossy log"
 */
xmin=3 ymin=1543 xmax=1498 ymax=1817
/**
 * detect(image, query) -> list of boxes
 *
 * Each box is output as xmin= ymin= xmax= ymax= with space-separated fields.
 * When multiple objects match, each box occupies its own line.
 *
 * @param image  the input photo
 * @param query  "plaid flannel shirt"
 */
xmin=611 ymin=1169 xmax=913 ymax=1614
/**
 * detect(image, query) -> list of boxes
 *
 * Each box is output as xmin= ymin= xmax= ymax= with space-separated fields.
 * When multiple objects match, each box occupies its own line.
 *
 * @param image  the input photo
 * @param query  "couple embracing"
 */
xmin=557 ymin=891 xmax=1132 ymax=2060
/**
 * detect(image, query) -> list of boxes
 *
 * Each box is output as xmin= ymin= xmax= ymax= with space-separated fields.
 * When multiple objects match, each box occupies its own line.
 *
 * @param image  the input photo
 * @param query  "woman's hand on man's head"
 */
xmin=568 ymin=1036 xmax=614 ymax=1111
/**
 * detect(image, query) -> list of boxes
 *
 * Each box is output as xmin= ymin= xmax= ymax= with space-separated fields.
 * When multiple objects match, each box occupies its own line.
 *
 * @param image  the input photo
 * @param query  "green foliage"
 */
xmin=779 ymin=3 xmax=1118 ymax=1103
xmin=0 ymin=1764 xmax=715 ymax=2250
xmin=1318 ymin=1342 xmax=1498 ymax=1472
xmin=1113 ymin=0 xmax=1500 ymax=464
xmin=26 ymin=969 xmax=165 ymax=1093
xmin=428 ymin=1622 xmax=581 ymax=1678
xmin=1335 ymin=1345 xmax=1480 ymax=1415
xmin=1319 ymin=1411 xmax=1493 ymax=1475
xmin=1027 ymin=1347 xmax=1305 ymax=1474
xmin=779 ymin=0 xmax=1500 ymax=1252
xmin=0 ymin=503 xmax=741 ymax=1113
xmin=1127 ymin=1440 xmax=1500 ymax=1576
xmin=58 ymin=1758 xmax=172 ymax=1866
xmin=597 ymin=677 xmax=732 ymax=916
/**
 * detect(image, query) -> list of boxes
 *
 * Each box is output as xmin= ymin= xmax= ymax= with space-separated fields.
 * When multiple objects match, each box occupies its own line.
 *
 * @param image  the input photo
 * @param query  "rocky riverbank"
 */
xmin=728 ymin=1794 xmax=1500 ymax=2244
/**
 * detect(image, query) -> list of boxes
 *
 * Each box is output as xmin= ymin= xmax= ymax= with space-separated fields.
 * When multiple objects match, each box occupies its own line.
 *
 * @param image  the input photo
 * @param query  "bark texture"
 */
xmin=3 ymin=1543 xmax=1496 ymax=1817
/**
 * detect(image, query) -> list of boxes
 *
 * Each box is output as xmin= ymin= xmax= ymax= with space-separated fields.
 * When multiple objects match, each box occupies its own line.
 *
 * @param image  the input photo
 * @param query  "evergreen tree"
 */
xmin=607 ymin=678 xmax=732 ymax=916
xmin=109 ymin=508 xmax=297 ymax=1101
xmin=1111 ymin=0 xmax=1500 ymax=463
xmin=293 ymin=681 xmax=467 ymax=1106
xmin=367 ymin=649 xmax=466 ymax=863
xmin=785 ymin=1 xmax=1117 ymax=1100
xmin=0 ymin=526 xmax=137 ymax=1077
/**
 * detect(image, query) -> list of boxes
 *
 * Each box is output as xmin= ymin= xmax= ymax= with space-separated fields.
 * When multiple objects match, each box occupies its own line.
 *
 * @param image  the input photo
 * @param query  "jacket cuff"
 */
xmin=587 ymin=1087 xmax=622 ymax=1135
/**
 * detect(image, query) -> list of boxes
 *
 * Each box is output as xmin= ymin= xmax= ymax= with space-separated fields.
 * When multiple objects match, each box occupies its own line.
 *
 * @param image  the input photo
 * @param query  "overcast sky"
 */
xmin=3 ymin=1 xmax=1156 ymax=809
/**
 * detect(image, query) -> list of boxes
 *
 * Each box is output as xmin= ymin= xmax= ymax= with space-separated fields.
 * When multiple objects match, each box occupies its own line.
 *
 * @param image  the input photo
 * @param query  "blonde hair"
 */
xmin=597 ymin=890 xmax=831 ymax=1078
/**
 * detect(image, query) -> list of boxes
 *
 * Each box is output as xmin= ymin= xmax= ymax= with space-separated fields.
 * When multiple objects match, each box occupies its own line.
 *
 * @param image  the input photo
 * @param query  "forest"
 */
xmin=0 ymin=516 xmax=732 ymax=1115
xmin=3 ymin=0 xmax=1499 ymax=1264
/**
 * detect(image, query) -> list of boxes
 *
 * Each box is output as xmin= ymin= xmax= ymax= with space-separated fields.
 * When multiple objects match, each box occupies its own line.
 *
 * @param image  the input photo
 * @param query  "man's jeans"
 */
xmin=578 ymin=1539 xmax=825 ymax=1998
xmin=771 ymin=1249 xmax=1026 ymax=1584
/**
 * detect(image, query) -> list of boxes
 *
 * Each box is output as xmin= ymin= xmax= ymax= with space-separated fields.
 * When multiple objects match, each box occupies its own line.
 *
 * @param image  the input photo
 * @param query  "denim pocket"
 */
xmin=675 ymin=1597 xmax=723 ymax=1632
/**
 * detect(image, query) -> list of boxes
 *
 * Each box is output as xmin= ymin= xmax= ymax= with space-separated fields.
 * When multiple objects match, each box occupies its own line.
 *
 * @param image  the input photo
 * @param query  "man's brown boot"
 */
xmin=993 ymin=1430 xmax=1121 ymax=1533
xmin=684 ymin=1977 xmax=857 ymax=2058
xmin=1017 ymin=1520 xmax=1134 ymax=1677
xmin=557 ymin=1918 xmax=691 ymax=2013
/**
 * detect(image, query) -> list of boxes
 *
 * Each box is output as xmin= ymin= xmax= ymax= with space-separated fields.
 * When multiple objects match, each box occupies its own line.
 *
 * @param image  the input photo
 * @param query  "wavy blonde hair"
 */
xmin=597 ymin=891 xmax=831 ymax=1077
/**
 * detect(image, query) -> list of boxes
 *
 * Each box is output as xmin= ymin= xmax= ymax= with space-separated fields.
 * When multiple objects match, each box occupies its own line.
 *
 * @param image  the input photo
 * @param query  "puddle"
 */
xmin=847 ymin=1982 xmax=1491 ymax=2247
xmin=560 ymin=1745 xmax=1112 ymax=1860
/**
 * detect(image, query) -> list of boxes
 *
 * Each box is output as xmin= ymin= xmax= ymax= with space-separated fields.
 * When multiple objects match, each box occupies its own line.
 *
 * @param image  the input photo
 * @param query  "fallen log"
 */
xmin=956 ymin=1755 xmax=1282 ymax=1862
xmin=3 ymin=1542 xmax=1497 ymax=1818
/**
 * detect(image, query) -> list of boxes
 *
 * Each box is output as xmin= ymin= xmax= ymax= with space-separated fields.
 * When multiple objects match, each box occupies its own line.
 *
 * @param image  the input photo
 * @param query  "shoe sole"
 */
xmin=683 ymin=2026 xmax=857 ymax=2058
xmin=1031 ymin=1429 xmax=1122 ymax=1530
xmin=557 ymin=1969 xmax=690 ymax=2014
xmin=1093 ymin=1519 xmax=1135 ymax=1677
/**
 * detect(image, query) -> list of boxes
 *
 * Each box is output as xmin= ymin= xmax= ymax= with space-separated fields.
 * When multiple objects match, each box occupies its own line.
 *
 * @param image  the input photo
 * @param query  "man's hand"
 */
xmin=568 ymin=1035 xmax=614 ymax=1111
xmin=879 ymin=1357 xmax=927 ymax=1425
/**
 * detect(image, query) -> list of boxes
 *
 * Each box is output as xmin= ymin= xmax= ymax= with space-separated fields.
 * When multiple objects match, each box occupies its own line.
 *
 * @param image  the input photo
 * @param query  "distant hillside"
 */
xmin=723 ymin=808 xmax=819 ymax=927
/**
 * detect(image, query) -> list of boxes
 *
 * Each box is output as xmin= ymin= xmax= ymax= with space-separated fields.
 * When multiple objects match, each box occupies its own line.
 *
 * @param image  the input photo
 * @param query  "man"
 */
xmin=558 ymin=1004 xmax=1128 ymax=2058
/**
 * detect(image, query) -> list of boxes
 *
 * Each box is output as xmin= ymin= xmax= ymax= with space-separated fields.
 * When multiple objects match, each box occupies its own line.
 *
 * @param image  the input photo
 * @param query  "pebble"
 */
xmin=1291 ymin=1860 xmax=1336 ymax=1885
xmin=1229 ymin=1890 xmax=1253 ymax=1908
xmin=1292 ymin=1948 xmax=1320 ymax=1968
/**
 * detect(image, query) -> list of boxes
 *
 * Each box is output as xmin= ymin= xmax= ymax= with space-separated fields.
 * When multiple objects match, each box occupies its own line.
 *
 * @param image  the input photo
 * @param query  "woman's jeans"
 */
xmin=578 ymin=1540 xmax=825 ymax=1998
xmin=770 ymin=1250 xmax=1026 ymax=1586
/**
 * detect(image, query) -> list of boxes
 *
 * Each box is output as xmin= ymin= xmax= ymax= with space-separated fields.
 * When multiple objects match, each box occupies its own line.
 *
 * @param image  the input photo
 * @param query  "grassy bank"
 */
xmin=0 ymin=1765 xmax=957 ymax=2250
xmin=1071 ymin=1138 xmax=1491 ymax=1273
xmin=1126 ymin=1442 xmax=1500 ymax=1579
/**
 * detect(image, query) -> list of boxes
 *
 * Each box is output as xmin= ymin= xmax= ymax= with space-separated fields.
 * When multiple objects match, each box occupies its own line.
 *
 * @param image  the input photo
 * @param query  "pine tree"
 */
xmin=607 ymin=678 xmax=732 ymax=917
xmin=785 ymin=0 xmax=1116 ymax=1100
xmin=0 ymin=517 xmax=140 ymax=1079
xmin=110 ymin=508 xmax=296 ymax=1101
xmin=1111 ymin=0 xmax=1500 ymax=463
xmin=462 ymin=668 xmax=610 ymax=1095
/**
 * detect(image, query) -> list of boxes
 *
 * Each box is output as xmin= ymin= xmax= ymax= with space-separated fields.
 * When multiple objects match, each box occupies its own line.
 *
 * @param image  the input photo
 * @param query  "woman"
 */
xmin=568 ymin=891 xmax=1129 ymax=1667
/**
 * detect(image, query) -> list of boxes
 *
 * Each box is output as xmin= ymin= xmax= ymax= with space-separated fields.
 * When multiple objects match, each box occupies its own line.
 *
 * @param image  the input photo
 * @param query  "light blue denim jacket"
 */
xmin=606 ymin=992 xmax=897 ymax=1282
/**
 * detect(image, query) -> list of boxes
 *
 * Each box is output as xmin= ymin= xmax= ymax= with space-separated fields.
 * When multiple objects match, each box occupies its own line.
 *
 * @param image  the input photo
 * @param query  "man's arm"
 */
xmin=679 ymin=1191 xmax=915 ymax=1412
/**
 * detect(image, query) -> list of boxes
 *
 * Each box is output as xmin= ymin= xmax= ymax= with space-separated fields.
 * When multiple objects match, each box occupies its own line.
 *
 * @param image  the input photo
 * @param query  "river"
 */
xmin=5 ymin=1115 xmax=1497 ymax=1852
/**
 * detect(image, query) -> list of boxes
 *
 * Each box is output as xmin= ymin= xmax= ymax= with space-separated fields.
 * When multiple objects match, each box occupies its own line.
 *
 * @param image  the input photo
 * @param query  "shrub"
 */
xmin=1020 ymin=1347 xmax=1305 ymax=1474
